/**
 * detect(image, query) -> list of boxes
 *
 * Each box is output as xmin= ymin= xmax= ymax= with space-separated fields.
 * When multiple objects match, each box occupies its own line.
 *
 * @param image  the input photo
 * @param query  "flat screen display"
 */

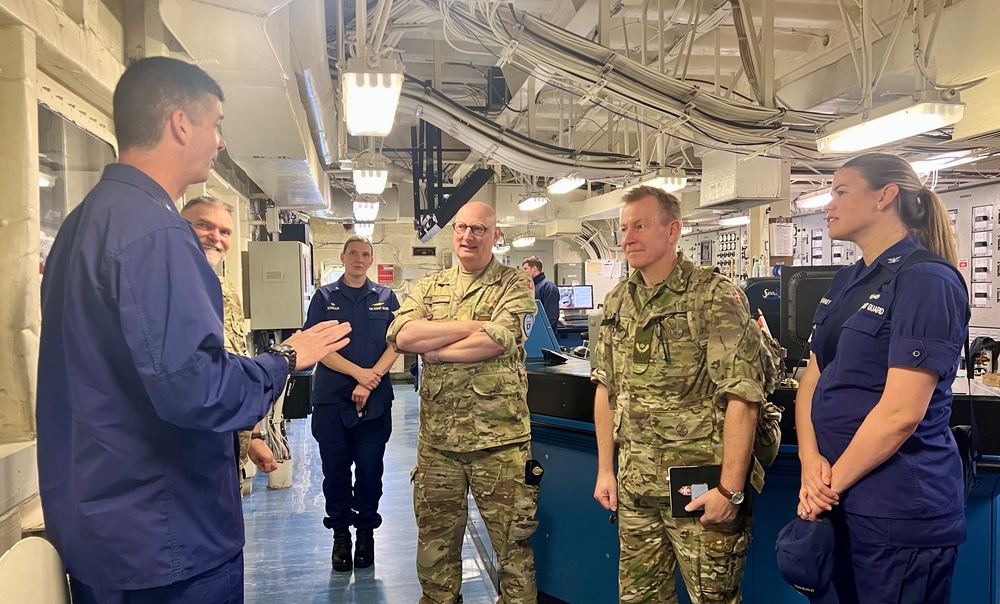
xmin=557 ymin=285 xmax=594 ymax=310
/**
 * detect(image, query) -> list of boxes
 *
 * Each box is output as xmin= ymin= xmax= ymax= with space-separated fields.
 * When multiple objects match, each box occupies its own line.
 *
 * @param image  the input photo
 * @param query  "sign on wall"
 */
xmin=377 ymin=264 xmax=395 ymax=284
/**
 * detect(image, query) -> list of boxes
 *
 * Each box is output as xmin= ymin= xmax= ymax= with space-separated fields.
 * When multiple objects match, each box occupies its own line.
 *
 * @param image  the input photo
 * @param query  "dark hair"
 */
xmin=840 ymin=152 xmax=958 ymax=266
xmin=621 ymin=185 xmax=681 ymax=223
xmin=113 ymin=57 xmax=224 ymax=150
xmin=522 ymin=256 xmax=543 ymax=271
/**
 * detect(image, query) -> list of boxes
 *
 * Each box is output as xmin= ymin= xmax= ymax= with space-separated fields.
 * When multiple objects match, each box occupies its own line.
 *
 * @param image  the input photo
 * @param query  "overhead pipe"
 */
xmin=289 ymin=0 xmax=339 ymax=166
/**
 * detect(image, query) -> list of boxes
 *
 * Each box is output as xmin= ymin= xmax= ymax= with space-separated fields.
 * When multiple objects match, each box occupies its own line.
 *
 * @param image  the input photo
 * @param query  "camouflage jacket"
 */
xmin=591 ymin=253 xmax=766 ymax=498
xmin=220 ymin=276 xmax=249 ymax=356
xmin=387 ymin=258 xmax=537 ymax=452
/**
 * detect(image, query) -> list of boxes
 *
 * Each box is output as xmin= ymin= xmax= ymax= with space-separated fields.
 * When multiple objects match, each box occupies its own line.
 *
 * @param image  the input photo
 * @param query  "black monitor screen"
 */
xmin=557 ymin=285 xmax=594 ymax=310
xmin=779 ymin=265 xmax=841 ymax=369
xmin=740 ymin=277 xmax=781 ymax=341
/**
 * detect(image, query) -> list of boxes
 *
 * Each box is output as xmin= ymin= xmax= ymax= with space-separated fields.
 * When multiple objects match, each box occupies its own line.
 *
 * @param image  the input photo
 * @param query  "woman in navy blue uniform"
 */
xmin=304 ymin=235 xmax=400 ymax=572
xmin=794 ymin=153 xmax=969 ymax=603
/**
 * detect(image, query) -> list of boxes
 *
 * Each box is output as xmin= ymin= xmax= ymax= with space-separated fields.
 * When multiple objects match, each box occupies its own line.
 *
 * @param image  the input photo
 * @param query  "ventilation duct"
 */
xmin=160 ymin=0 xmax=332 ymax=209
xmin=698 ymin=151 xmax=790 ymax=211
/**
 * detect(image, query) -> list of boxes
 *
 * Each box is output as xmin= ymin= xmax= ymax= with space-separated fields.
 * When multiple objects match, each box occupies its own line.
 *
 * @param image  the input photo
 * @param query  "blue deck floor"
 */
xmin=242 ymin=384 xmax=498 ymax=603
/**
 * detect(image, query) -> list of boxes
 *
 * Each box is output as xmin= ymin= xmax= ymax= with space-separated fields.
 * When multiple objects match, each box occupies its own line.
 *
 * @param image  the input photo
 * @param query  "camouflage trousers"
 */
xmin=413 ymin=441 xmax=539 ymax=604
xmin=618 ymin=486 xmax=751 ymax=604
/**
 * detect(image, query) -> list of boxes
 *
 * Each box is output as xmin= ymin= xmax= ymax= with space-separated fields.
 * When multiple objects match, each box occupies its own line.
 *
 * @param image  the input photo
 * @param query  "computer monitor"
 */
xmin=740 ymin=277 xmax=781 ymax=341
xmin=557 ymin=285 xmax=594 ymax=311
xmin=779 ymin=265 xmax=842 ymax=370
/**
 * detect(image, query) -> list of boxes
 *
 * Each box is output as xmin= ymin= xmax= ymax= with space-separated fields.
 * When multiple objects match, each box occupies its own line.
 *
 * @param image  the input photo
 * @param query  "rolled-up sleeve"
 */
xmin=115 ymin=226 xmax=288 ymax=433
xmin=482 ymin=273 xmax=537 ymax=356
xmin=387 ymin=279 xmax=430 ymax=353
xmin=888 ymin=266 xmax=967 ymax=378
xmin=706 ymin=279 xmax=766 ymax=406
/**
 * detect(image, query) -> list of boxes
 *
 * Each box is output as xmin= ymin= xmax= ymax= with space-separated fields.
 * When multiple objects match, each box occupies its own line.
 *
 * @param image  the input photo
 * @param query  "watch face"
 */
xmin=730 ymin=492 xmax=745 ymax=505
xmin=272 ymin=344 xmax=293 ymax=354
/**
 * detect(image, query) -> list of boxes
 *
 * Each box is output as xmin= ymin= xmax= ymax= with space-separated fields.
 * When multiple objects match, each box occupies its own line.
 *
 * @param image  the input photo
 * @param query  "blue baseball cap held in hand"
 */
xmin=775 ymin=517 xmax=839 ymax=604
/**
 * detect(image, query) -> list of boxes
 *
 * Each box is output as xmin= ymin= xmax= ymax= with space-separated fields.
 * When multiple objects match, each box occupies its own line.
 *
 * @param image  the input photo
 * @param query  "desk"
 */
xmin=526 ymin=363 xmax=1000 ymax=604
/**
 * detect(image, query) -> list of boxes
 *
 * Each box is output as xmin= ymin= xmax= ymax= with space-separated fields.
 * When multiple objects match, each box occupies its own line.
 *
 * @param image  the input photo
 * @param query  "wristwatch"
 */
xmin=266 ymin=343 xmax=297 ymax=371
xmin=717 ymin=483 xmax=745 ymax=505
xmin=250 ymin=431 xmax=265 ymax=441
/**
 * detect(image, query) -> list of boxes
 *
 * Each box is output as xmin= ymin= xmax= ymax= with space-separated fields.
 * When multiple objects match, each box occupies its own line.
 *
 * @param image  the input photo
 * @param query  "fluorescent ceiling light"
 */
xmin=511 ymin=233 xmax=536 ymax=248
xmin=910 ymin=149 xmax=988 ymax=175
xmin=547 ymin=174 xmax=585 ymax=194
xmin=719 ymin=215 xmax=751 ymax=227
xmin=341 ymin=54 xmax=404 ymax=137
xmin=796 ymin=190 xmax=832 ymax=210
xmin=518 ymin=195 xmax=549 ymax=211
xmin=353 ymin=169 xmax=388 ymax=195
xmin=38 ymin=170 xmax=56 ymax=188
xmin=352 ymin=150 xmax=389 ymax=195
xmin=352 ymin=199 xmax=380 ymax=222
xmin=816 ymin=95 xmax=965 ymax=154
xmin=627 ymin=167 xmax=687 ymax=193
xmin=680 ymin=226 xmax=693 ymax=236
xmin=353 ymin=221 xmax=375 ymax=238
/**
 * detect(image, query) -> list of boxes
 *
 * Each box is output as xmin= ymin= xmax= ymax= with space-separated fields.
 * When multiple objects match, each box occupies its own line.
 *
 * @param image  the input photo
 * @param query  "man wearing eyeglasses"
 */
xmin=388 ymin=201 xmax=539 ymax=604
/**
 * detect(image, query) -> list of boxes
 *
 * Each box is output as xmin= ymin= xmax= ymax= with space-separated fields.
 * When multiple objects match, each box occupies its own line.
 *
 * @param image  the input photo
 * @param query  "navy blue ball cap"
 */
xmin=775 ymin=517 xmax=839 ymax=604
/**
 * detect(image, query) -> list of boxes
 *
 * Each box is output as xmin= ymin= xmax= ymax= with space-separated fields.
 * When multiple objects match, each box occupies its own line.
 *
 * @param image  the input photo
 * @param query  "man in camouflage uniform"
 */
xmin=592 ymin=186 xmax=766 ymax=603
xmin=387 ymin=201 xmax=539 ymax=604
xmin=181 ymin=196 xmax=277 ymax=488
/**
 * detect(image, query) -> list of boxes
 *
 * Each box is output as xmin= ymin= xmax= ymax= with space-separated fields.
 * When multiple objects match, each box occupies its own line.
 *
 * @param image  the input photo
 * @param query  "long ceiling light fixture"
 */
xmin=341 ymin=51 xmax=404 ymax=137
xmin=492 ymin=232 xmax=510 ymax=255
xmin=627 ymin=167 xmax=687 ymax=193
xmin=353 ymin=221 xmax=375 ymax=238
xmin=352 ymin=194 xmax=380 ymax=222
xmin=518 ymin=194 xmax=549 ymax=211
xmin=910 ymin=149 xmax=989 ymax=175
xmin=718 ymin=214 xmax=751 ymax=227
xmin=511 ymin=232 xmax=536 ymax=248
xmin=547 ymin=173 xmax=586 ymax=194
xmin=816 ymin=93 xmax=965 ymax=154
xmin=352 ymin=150 xmax=389 ymax=195
xmin=796 ymin=190 xmax=833 ymax=210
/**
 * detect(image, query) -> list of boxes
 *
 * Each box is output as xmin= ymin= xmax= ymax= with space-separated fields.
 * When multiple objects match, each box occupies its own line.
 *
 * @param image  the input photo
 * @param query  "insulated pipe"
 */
xmin=289 ymin=0 xmax=338 ymax=166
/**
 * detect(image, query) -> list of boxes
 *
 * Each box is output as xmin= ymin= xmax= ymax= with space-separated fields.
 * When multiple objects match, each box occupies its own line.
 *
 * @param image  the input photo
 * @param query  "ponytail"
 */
xmin=911 ymin=188 xmax=958 ymax=266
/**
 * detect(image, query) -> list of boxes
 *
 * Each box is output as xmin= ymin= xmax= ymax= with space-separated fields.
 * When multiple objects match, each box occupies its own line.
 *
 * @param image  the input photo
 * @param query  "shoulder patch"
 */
xmin=732 ymin=290 xmax=742 ymax=302
xmin=527 ymin=279 xmax=534 ymax=291
xmin=523 ymin=313 xmax=534 ymax=337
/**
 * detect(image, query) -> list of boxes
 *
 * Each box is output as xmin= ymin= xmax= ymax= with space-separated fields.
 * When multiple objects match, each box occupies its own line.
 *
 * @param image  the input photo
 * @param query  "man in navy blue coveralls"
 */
xmin=36 ymin=57 xmax=350 ymax=604
xmin=305 ymin=235 xmax=400 ymax=571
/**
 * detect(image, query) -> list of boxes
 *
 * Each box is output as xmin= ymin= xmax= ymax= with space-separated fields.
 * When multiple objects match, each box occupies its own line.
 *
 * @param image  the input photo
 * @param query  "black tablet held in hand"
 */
xmin=668 ymin=465 xmax=721 ymax=517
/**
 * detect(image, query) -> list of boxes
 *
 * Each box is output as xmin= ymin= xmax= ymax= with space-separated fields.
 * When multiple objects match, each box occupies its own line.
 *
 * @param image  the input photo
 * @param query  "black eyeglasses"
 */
xmin=453 ymin=222 xmax=492 ymax=237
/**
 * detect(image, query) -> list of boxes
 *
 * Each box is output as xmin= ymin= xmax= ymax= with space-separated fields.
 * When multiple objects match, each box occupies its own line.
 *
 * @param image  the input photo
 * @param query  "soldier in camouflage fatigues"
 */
xmin=182 ymin=197 xmax=277 ymax=485
xmin=387 ymin=202 xmax=539 ymax=604
xmin=591 ymin=187 xmax=766 ymax=604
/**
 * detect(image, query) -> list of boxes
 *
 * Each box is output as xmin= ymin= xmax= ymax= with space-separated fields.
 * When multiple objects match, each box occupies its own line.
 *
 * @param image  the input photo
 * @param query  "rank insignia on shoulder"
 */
xmin=887 ymin=256 xmax=902 ymax=263
xmin=635 ymin=342 xmax=649 ymax=353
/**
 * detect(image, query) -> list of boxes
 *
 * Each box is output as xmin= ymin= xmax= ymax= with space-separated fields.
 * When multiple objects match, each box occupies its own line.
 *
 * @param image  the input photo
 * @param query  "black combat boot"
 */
xmin=354 ymin=528 xmax=374 ymax=569
xmin=331 ymin=529 xmax=352 ymax=572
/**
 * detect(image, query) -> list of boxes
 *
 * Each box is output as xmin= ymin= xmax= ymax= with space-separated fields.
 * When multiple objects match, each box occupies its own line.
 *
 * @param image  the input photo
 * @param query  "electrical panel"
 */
xmin=679 ymin=226 xmax=749 ymax=281
xmin=941 ymin=187 xmax=1000 ymax=331
xmin=248 ymin=241 xmax=311 ymax=330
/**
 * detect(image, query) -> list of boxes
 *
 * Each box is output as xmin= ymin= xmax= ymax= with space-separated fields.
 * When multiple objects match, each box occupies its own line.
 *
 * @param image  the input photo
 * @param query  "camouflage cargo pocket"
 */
xmin=699 ymin=520 xmax=750 ymax=597
xmin=650 ymin=409 xmax=716 ymax=469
